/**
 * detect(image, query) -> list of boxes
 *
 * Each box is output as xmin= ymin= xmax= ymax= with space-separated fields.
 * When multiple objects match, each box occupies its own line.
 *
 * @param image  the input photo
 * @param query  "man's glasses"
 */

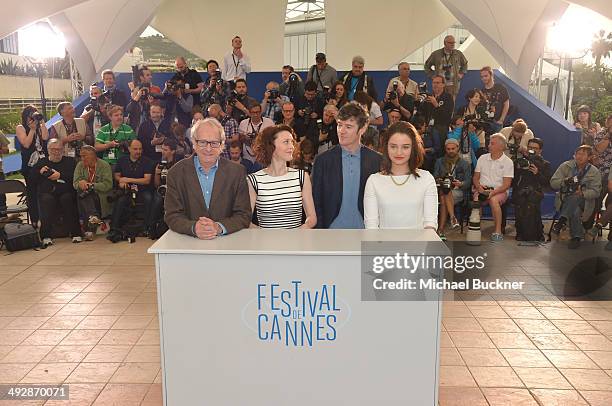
xmin=194 ymin=140 xmax=222 ymax=149
xmin=282 ymin=109 xmax=294 ymax=113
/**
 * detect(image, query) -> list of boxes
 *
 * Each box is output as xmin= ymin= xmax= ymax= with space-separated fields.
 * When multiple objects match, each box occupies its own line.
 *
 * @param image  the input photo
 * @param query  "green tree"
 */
xmin=571 ymin=63 xmax=611 ymax=124
xmin=591 ymin=30 xmax=612 ymax=70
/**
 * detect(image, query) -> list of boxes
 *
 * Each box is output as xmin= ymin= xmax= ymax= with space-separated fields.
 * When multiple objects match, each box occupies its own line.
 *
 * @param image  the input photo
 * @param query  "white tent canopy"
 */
xmin=1 ymin=0 xmax=610 ymax=88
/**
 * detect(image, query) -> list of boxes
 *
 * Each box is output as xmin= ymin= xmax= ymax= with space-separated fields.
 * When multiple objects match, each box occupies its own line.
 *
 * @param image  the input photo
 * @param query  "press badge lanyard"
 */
xmin=249 ymin=120 xmax=262 ymax=136
xmin=232 ymin=54 xmax=241 ymax=76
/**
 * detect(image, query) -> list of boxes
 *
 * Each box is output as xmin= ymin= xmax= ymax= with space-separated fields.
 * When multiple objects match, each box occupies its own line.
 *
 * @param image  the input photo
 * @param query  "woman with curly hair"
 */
xmin=246 ymin=125 xmax=316 ymax=229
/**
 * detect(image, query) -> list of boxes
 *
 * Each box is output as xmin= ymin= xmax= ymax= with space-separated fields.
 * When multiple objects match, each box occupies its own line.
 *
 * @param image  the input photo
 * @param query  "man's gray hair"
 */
xmin=323 ymin=104 xmax=338 ymax=114
xmin=191 ymin=118 xmax=226 ymax=145
xmin=490 ymin=133 xmax=507 ymax=146
xmin=352 ymin=55 xmax=365 ymax=65
xmin=398 ymin=62 xmax=410 ymax=69
xmin=47 ymin=138 xmax=62 ymax=148
xmin=281 ymin=100 xmax=294 ymax=109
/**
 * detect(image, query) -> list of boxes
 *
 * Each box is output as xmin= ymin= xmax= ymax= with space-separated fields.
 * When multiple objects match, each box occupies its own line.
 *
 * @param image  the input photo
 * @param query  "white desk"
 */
xmin=149 ymin=229 xmax=443 ymax=405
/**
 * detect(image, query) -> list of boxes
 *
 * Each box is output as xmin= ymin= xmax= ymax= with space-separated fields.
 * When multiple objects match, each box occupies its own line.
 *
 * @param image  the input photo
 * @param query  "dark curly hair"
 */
xmin=253 ymin=124 xmax=297 ymax=166
xmin=380 ymin=121 xmax=425 ymax=178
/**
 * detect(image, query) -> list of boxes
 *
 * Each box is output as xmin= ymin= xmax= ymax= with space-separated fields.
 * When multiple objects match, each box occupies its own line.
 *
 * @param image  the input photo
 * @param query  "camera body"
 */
xmin=268 ymin=89 xmax=279 ymax=100
xmin=227 ymin=90 xmax=241 ymax=106
xmin=41 ymin=168 xmax=54 ymax=178
xmin=478 ymin=186 xmax=494 ymax=202
xmin=442 ymin=63 xmax=453 ymax=81
xmin=436 ymin=175 xmax=454 ymax=194
xmin=516 ymin=149 xmax=542 ymax=170
xmin=30 ymin=112 xmax=44 ymax=123
xmin=388 ymin=81 xmax=399 ymax=101
xmin=563 ymin=176 xmax=581 ymax=194
xmin=78 ymin=183 xmax=95 ymax=199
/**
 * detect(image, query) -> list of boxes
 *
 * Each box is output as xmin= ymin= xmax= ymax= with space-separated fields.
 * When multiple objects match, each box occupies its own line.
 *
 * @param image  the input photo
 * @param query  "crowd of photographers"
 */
xmin=5 ymin=34 xmax=611 ymax=250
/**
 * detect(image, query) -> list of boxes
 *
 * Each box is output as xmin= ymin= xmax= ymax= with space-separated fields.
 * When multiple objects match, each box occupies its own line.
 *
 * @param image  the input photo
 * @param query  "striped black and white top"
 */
xmin=247 ymin=168 xmax=304 ymax=229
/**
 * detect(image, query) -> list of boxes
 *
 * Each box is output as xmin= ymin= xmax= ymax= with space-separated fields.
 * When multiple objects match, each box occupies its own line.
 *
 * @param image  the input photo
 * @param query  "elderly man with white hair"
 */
xmin=472 ymin=133 xmax=514 ymax=242
xmin=32 ymin=138 xmax=81 ymax=246
xmin=164 ymin=118 xmax=251 ymax=239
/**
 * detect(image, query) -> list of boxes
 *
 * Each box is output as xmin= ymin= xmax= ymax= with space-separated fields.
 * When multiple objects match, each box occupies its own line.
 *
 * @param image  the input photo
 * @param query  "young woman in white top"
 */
xmin=364 ymin=121 xmax=438 ymax=230
xmin=247 ymin=125 xmax=317 ymax=229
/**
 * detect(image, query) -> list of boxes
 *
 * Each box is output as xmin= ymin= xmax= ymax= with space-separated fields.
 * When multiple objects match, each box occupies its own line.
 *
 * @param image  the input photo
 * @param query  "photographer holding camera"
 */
xmin=502 ymin=119 xmax=534 ymax=159
xmin=262 ymin=81 xmax=289 ymax=122
xmin=171 ymin=57 xmax=204 ymax=106
xmin=306 ymin=53 xmax=337 ymax=93
xmin=238 ymin=103 xmax=274 ymax=163
xmin=550 ymin=145 xmax=602 ymax=249
xmin=108 ymin=139 xmax=158 ymax=242
xmin=317 ymin=104 xmax=339 ymax=154
xmin=101 ymin=70 xmax=128 ymax=108
xmin=162 ymin=77 xmax=193 ymax=128
xmin=511 ymin=138 xmax=552 ymax=241
xmin=448 ymin=115 xmax=482 ymax=168
xmin=126 ymin=65 xmax=161 ymax=130
xmin=417 ymin=75 xmax=454 ymax=154
xmin=227 ymin=79 xmax=257 ymax=123
xmin=296 ymin=81 xmax=326 ymax=133
xmin=73 ymin=145 xmax=113 ymax=241
xmin=200 ymin=63 xmax=227 ymax=112
xmin=150 ymin=138 xmax=183 ymax=238
xmin=480 ymin=66 xmax=510 ymax=132
xmin=95 ymin=105 xmax=136 ymax=166
xmin=279 ymin=65 xmax=305 ymax=101
xmin=32 ymin=139 xmax=81 ymax=246
xmin=16 ymin=105 xmax=50 ymax=225
xmin=425 ymin=35 xmax=468 ymax=100
xmin=434 ymin=138 xmax=472 ymax=239
xmin=137 ymin=104 xmax=172 ymax=162
xmin=81 ymin=85 xmax=110 ymax=140
xmin=50 ymin=102 xmax=87 ymax=160
xmin=383 ymin=63 xmax=418 ymax=121
xmin=472 ymin=133 xmax=514 ymax=242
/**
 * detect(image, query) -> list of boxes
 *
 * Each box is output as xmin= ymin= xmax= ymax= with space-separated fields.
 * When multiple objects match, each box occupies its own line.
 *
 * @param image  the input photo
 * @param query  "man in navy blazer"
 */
xmin=311 ymin=102 xmax=382 ymax=229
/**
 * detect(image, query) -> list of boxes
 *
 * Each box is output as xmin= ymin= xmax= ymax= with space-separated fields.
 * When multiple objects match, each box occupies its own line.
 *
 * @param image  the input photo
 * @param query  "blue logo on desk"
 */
xmin=252 ymin=280 xmax=341 ymax=347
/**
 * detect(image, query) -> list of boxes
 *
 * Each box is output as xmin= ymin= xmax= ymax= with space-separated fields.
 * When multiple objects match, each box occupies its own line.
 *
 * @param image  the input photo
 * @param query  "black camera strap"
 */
xmin=248 ymin=119 xmax=263 ymax=136
xmin=573 ymin=163 xmax=591 ymax=183
xmin=311 ymin=65 xmax=324 ymax=91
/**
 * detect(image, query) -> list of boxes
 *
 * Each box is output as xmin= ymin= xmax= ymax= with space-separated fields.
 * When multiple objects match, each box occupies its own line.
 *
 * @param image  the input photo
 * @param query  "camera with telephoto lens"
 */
xmin=478 ymin=186 xmax=494 ymax=202
xmin=436 ymin=175 xmax=454 ymax=194
xmin=157 ymin=160 xmax=169 ymax=198
xmin=288 ymin=72 xmax=300 ymax=84
xmin=302 ymin=106 xmax=313 ymax=124
xmin=78 ymin=183 xmax=95 ymax=199
xmin=516 ymin=149 xmax=542 ymax=170
xmin=442 ymin=64 xmax=453 ymax=81
xmin=463 ymin=114 xmax=486 ymax=132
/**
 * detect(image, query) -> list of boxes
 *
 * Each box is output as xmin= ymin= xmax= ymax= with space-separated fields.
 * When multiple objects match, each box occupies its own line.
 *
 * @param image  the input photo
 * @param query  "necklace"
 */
xmin=389 ymin=173 xmax=409 ymax=186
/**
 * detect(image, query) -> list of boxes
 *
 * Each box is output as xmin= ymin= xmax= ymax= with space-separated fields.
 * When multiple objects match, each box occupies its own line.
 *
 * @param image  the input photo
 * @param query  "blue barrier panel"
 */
xmin=28 ymin=69 xmax=583 ymax=220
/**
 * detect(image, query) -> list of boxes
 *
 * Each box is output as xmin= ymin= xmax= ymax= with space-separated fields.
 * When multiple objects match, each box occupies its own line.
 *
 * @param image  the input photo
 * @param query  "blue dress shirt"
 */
xmin=329 ymin=147 xmax=364 ymax=229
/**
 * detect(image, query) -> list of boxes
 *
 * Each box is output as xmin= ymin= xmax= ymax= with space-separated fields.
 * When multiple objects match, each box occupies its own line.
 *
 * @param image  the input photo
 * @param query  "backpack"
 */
xmin=0 ymin=223 xmax=41 ymax=252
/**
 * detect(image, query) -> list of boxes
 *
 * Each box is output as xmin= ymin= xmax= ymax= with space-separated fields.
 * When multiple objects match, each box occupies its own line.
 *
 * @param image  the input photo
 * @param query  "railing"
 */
xmin=0 ymin=98 xmax=66 ymax=114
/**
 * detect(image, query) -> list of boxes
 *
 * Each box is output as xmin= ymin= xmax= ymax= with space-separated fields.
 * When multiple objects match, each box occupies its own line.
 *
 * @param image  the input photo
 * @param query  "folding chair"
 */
xmin=0 ymin=179 xmax=29 ymax=222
